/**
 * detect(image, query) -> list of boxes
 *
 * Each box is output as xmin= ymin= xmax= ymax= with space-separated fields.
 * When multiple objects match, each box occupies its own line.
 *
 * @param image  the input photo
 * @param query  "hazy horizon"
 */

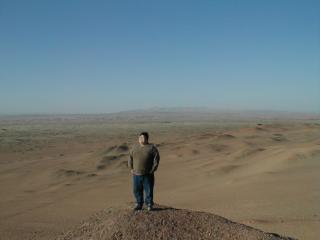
xmin=1 ymin=106 xmax=319 ymax=118
xmin=1 ymin=1 xmax=319 ymax=114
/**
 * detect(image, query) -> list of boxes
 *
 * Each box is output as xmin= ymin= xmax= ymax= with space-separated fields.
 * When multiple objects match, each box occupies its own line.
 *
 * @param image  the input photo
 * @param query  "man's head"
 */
xmin=138 ymin=132 xmax=149 ymax=145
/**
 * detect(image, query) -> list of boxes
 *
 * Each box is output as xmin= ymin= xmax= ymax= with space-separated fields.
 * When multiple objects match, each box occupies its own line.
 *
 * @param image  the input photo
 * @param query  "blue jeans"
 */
xmin=133 ymin=173 xmax=155 ymax=207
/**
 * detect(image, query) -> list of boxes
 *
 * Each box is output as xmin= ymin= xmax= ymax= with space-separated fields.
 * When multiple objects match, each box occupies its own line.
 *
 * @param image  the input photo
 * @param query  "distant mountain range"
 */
xmin=0 ymin=107 xmax=319 ymax=122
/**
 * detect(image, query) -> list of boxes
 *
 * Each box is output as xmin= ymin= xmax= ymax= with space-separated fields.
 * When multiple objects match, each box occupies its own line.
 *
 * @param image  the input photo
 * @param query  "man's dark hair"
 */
xmin=139 ymin=132 xmax=149 ymax=141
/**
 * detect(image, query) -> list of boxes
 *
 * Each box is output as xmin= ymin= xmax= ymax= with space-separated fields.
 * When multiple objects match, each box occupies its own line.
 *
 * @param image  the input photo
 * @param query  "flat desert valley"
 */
xmin=0 ymin=110 xmax=319 ymax=239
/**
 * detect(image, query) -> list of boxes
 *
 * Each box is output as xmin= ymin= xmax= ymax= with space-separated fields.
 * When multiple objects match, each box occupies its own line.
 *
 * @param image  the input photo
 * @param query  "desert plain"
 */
xmin=0 ymin=110 xmax=319 ymax=239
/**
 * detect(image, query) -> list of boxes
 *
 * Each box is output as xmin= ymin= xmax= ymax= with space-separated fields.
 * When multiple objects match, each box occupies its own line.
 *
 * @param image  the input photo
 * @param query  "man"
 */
xmin=128 ymin=132 xmax=160 ymax=211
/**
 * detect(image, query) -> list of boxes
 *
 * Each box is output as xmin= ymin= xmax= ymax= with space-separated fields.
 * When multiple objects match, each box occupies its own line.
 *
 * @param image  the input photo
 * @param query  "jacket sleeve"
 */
xmin=150 ymin=146 xmax=160 ymax=173
xmin=128 ymin=147 xmax=133 ymax=170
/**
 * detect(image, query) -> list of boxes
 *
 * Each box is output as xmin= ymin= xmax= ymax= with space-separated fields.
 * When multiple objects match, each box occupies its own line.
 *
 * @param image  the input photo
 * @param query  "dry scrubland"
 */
xmin=0 ymin=111 xmax=319 ymax=239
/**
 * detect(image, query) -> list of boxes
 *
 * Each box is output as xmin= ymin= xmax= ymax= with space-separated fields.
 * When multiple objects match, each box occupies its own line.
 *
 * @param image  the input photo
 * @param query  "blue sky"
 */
xmin=1 ymin=0 xmax=319 ymax=114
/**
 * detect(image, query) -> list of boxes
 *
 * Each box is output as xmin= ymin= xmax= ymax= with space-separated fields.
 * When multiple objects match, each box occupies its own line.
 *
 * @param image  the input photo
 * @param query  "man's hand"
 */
xmin=130 ymin=169 xmax=134 ymax=174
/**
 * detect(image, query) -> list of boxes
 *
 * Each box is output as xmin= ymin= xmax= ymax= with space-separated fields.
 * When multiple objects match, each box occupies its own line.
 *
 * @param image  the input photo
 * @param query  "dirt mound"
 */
xmin=235 ymin=148 xmax=266 ymax=159
xmin=55 ymin=169 xmax=85 ymax=177
xmin=97 ymin=153 xmax=127 ymax=170
xmin=208 ymin=143 xmax=229 ymax=152
xmin=191 ymin=149 xmax=199 ymax=154
xmin=105 ymin=143 xmax=129 ymax=154
xmin=271 ymin=133 xmax=287 ymax=142
xmin=217 ymin=134 xmax=236 ymax=140
xmin=116 ymin=144 xmax=129 ymax=152
xmin=56 ymin=203 xmax=296 ymax=240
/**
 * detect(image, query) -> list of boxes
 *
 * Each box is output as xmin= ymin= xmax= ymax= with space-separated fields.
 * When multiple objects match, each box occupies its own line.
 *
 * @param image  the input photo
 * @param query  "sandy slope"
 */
xmin=0 ymin=116 xmax=319 ymax=239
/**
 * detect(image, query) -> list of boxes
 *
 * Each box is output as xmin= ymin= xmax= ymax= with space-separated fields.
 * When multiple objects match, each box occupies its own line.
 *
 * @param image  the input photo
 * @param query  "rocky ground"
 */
xmin=57 ymin=202 xmax=296 ymax=240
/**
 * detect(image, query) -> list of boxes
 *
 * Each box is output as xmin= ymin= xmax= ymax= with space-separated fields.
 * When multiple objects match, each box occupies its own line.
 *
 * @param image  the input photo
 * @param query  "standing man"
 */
xmin=128 ymin=132 xmax=160 ymax=211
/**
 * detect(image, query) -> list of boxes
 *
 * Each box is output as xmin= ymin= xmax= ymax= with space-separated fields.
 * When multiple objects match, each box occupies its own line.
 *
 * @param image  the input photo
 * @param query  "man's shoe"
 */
xmin=133 ymin=205 xmax=142 ymax=211
xmin=147 ymin=205 xmax=153 ymax=211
